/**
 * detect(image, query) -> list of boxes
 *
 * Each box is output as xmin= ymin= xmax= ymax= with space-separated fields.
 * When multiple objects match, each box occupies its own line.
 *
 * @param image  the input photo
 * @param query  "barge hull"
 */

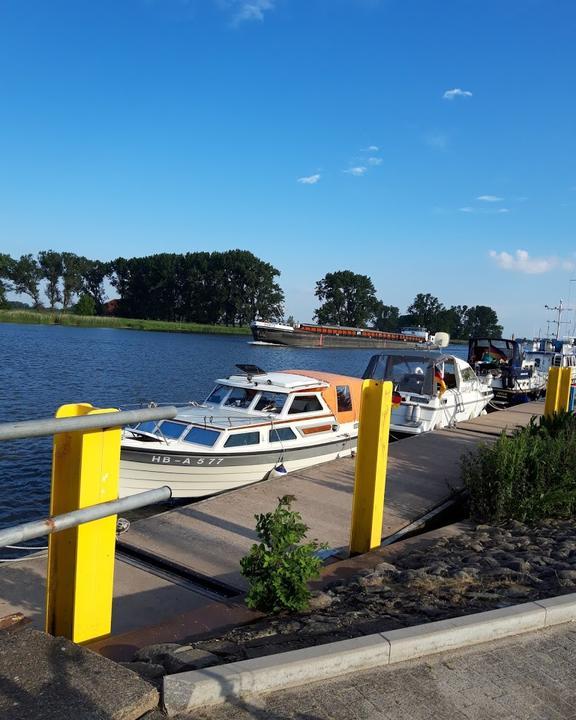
xmin=252 ymin=326 xmax=427 ymax=349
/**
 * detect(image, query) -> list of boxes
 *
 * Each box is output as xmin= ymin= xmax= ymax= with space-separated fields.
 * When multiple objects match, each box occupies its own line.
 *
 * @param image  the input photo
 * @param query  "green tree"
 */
xmin=0 ymin=253 xmax=15 ymax=308
xmin=61 ymin=252 xmax=85 ymax=309
xmin=80 ymin=258 xmax=110 ymax=313
xmin=73 ymin=293 xmax=96 ymax=316
xmin=372 ymin=302 xmax=400 ymax=332
xmin=405 ymin=293 xmax=445 ymax=331
xmin=11 ymin=254 xmax=43 ymax=307
xmin=38 ymin=250 xmax=63 ymax=308
xmin=463 ymin=305 xmax=503 ymax=338
xmin=314 ymin=270 xmax=379 ymax=327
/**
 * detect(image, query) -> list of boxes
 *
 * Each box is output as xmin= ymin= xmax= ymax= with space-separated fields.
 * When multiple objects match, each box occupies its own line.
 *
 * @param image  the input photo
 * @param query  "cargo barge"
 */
xmin=250 ymin=321 xmax=431 ymax=349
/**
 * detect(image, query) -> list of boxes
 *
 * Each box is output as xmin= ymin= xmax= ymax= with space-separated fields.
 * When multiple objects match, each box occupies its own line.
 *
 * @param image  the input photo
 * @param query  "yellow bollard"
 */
xmin=349 ymin=380 xmax=392 ymax=555
xmin=544 ymin=367 xmax=572 ymax=417
xmin=45 ymin=403 xmax=121 ymax=644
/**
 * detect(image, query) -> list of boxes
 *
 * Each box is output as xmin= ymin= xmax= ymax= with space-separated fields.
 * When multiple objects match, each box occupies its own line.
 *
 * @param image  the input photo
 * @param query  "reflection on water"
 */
xmin=0 ymin=322 xmax=467 ymax=531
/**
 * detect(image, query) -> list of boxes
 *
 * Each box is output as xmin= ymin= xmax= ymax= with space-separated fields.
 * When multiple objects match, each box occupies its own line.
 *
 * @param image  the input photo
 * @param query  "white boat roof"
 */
xmin=217 ymin=372 xmax=329 ymax=392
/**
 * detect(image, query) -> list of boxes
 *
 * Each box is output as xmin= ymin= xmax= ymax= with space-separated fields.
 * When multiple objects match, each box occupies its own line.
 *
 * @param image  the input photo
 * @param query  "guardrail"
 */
xmin=0 ymin=404 xmax=178 ymax=643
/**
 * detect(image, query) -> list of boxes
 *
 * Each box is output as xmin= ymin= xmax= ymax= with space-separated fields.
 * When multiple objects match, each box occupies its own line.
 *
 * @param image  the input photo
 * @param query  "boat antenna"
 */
xmin=544 ymin=299 xmax=572 ymax=340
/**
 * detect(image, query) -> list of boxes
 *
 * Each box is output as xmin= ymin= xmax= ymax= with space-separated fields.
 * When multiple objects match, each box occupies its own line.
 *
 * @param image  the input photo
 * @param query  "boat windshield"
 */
xmin=254 ymin=391 xmax=286 ymax=414
xmin=205 ymin=384 xmax=228 ymax=405
xmin=365 ymin=355 xmax=434 ymax=395
xmin=224 ymin=387 xmax=258 ymax=409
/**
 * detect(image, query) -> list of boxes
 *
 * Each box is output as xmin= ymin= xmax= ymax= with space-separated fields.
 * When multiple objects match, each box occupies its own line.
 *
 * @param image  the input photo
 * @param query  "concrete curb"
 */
xmin=162 ymin=592 xmax=576 ymax=715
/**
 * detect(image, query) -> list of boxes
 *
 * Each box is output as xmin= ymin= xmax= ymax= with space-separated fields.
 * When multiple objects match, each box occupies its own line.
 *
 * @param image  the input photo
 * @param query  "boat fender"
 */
xmin=269 ymin=464 xmax=287 ymax=479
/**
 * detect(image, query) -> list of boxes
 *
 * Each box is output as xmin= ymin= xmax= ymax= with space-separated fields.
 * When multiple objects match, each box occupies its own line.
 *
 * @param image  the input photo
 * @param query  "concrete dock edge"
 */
xmin=162 ymin=592 xmax=576 ymax=715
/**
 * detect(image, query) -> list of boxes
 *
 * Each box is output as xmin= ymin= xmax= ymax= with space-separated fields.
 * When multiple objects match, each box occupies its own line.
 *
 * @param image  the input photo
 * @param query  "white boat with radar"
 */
xmin=362 ymin=333 xmax=494 ymax=435
xmin=120 ymin=364 xmax=363 ymax=498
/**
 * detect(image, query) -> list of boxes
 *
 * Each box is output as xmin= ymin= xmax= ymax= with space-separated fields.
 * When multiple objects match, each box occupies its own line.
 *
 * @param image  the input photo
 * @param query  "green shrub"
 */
xmin=240 ymin=495 xmax=327 ymax=613
xmin=462 ymin=411 xmax=576 ymax=523
xmin=73 ymin=294 xmax=96 ymax=316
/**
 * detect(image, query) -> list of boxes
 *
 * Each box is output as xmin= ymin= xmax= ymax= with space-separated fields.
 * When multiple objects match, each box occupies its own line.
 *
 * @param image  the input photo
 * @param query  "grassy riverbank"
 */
xmin=0 ymin=309 xmax=250 ymax=335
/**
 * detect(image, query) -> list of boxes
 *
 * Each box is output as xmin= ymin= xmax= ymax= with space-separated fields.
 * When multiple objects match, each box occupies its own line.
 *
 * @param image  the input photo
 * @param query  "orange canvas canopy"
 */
xmin=284 ymin=369 xmax=364 ymax=424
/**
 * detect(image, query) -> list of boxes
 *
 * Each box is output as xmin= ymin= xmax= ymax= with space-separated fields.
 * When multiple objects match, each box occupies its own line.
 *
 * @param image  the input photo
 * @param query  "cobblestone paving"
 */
xmin=187 ymin=625 xmax=576 ymax=720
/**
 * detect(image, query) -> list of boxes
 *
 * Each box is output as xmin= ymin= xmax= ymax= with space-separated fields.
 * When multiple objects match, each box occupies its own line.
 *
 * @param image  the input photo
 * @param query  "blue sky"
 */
xmin=1 ymin=0 xmax=575 ymax=337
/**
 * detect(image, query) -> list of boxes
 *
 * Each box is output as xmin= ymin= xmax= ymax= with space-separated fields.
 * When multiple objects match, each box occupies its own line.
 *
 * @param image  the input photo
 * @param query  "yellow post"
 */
xmin=45 ymin=403 xmax=121 ymax=643
xmin=544 ymin=367 xmax=572 ymax=417
xmin=349 ymin=380 xmax=392 ymax=555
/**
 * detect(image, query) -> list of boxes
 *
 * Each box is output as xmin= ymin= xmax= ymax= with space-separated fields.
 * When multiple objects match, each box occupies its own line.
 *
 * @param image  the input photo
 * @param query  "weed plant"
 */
xmin=240 ymin=495 xmax=327 ymax=613
xmin=462 ymin=411 xmax=576 ymax=522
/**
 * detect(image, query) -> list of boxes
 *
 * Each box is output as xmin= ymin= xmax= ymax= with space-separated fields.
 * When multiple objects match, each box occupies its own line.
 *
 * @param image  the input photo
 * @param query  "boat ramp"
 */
xmin=0 ymin=401 xmax=543 ymax=642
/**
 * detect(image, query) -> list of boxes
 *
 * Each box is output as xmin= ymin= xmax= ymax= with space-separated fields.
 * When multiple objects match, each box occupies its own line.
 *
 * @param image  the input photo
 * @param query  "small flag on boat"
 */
xmin=434 ymin=367 xmax=447 ymax=396
xmin=392 ymin=390 xmax=402 ymax=407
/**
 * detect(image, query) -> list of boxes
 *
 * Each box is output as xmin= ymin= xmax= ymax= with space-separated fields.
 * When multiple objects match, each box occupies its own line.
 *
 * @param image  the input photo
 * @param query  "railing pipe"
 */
xmin=0 ymin=406 xmax=178 ymax=441
xmin=0 ymin=486 xmax=172 ymax=548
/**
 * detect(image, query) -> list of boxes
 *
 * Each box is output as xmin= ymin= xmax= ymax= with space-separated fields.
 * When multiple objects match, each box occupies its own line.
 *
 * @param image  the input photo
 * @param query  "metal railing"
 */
xmin=0 ymin=404 xmax=178 ymax=643
xmin=0 ymin=486 xmax=172 ymax=548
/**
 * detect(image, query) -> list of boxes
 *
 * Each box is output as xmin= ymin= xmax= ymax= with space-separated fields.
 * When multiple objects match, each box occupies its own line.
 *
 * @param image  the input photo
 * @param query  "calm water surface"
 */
xmin=0 ymin=323 xmax=467 ymax=536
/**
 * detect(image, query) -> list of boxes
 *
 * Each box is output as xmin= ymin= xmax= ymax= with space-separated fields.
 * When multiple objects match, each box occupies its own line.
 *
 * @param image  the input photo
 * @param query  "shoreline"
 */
xmin=0 ymin=310 xmax=250 ymax=336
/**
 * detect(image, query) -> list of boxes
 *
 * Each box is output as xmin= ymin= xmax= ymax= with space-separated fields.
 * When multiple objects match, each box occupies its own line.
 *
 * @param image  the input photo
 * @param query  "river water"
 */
xmin=0 ymin=323 xmax=467 ymax=538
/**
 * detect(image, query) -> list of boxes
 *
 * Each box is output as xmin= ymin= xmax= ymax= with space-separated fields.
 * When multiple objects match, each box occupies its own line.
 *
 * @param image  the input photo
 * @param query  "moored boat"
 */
xmin=468 ymin=338 xmax=547 ymax=404
xmin=119 ymin=364 xmax=363 ymax=498
xmin=523 ymin=338 xmax=576 ymax=382
xmin=362 ymin=345 xmax=493 ymax=435
xmin=250 ymin=320 xmax=435 ymax=349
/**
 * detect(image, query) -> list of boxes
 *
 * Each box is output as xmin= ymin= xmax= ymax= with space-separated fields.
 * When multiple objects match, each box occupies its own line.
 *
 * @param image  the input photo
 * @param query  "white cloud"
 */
xmin=362 ymin=145 xmax=379 ymax=152
xmin=297 ymin=174 xmax=321 ymax=185
xmin=344 ymin=166 xmax=367 ymax=176
xmin=459 ymin=207 xmax=474 ymax=213
xmin=231 ymin=0 xmax=275 ymax=24
xmin=367 ymin=157 xmax=382 ymax=166
xmin=497 ymin=208 xmax=510 ymax=213
xmin=477 ymin=195 xmax=503 ymax=202
xmin=489 ymin=249 xmax=574 ymax=274
xmin=443 ymin=88 xmax=473 ymax=100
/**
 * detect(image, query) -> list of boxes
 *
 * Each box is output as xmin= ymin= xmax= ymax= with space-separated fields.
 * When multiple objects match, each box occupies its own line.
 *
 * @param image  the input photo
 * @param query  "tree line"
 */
xmin=0 ymin=250 xmax=285 ymax=326
xmin=313 ymin=270 xmax=503 ymax=338
xmin=0 ymin=252 xmax=503 ymax=337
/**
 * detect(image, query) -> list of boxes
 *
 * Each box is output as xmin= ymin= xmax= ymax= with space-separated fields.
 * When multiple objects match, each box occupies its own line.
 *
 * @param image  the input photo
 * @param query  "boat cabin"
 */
xmin=125 ymin=367 xmax=363 ymax=451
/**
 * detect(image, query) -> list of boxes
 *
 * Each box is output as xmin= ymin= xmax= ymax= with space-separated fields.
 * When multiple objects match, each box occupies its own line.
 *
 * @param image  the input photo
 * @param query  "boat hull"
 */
xmin=251 ymin=325 xmax=426 ymax=349
xmin=119 ymin=434 xmax=356 ymax=498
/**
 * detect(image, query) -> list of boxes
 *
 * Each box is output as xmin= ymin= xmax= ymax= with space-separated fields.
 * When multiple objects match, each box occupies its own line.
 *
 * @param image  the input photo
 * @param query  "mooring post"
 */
xmin=349 ymin=379 xmax=392 ymax=555
xmin=544 ymin=367 xmax=572 ymax=417
xmin=45 ymin=403 xmax=121 ymax=643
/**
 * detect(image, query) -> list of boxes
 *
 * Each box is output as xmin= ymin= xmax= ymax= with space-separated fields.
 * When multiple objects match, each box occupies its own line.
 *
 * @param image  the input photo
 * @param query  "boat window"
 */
xmin=460 ymin=366 xmax=476 ymax=382
xmin=134 ymin=421 xmax=158 ymax=433
xmin=269 ymin=427 xmax=297 ymax=442
xmin=224 ymin=387 xmax=258 ymax=409
xmin=442 ymin=360 xmax=458 ymax=390
xmin=205 ymin=384 xmax=228 ymax=405
xmin=224 ymin=431 xmax=260 ymax=447
xmin=183 ymin=427 xmax=221 ymax=447
xmin=367 ymin=355 xmax=434 ymax=395
xmin=158 ymin=420 xmax=188 ymax=440
xmin=254 ymin=391 xmax=286 ymax=414
xmin=288 ymin=395 xmax=323 ymax=414
xmin=336 ymin=385 xmax=352 ymax=412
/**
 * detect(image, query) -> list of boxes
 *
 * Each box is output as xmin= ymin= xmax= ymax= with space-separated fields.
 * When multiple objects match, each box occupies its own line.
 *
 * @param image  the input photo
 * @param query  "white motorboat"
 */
xmin=120 ymin=364 xmax=363 ymax=498
xmin=523 ymin=338 xmax=576 ymax=382
xmin=468 ymin=338 xmax=547 ymax=404
xmin=362 ymin=348 xmax=493 ymax=435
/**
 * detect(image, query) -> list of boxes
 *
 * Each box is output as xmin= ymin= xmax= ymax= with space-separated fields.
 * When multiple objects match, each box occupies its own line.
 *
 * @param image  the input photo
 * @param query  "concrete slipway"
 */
xmin=0 ymin=401 xmax=543 ymax=635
